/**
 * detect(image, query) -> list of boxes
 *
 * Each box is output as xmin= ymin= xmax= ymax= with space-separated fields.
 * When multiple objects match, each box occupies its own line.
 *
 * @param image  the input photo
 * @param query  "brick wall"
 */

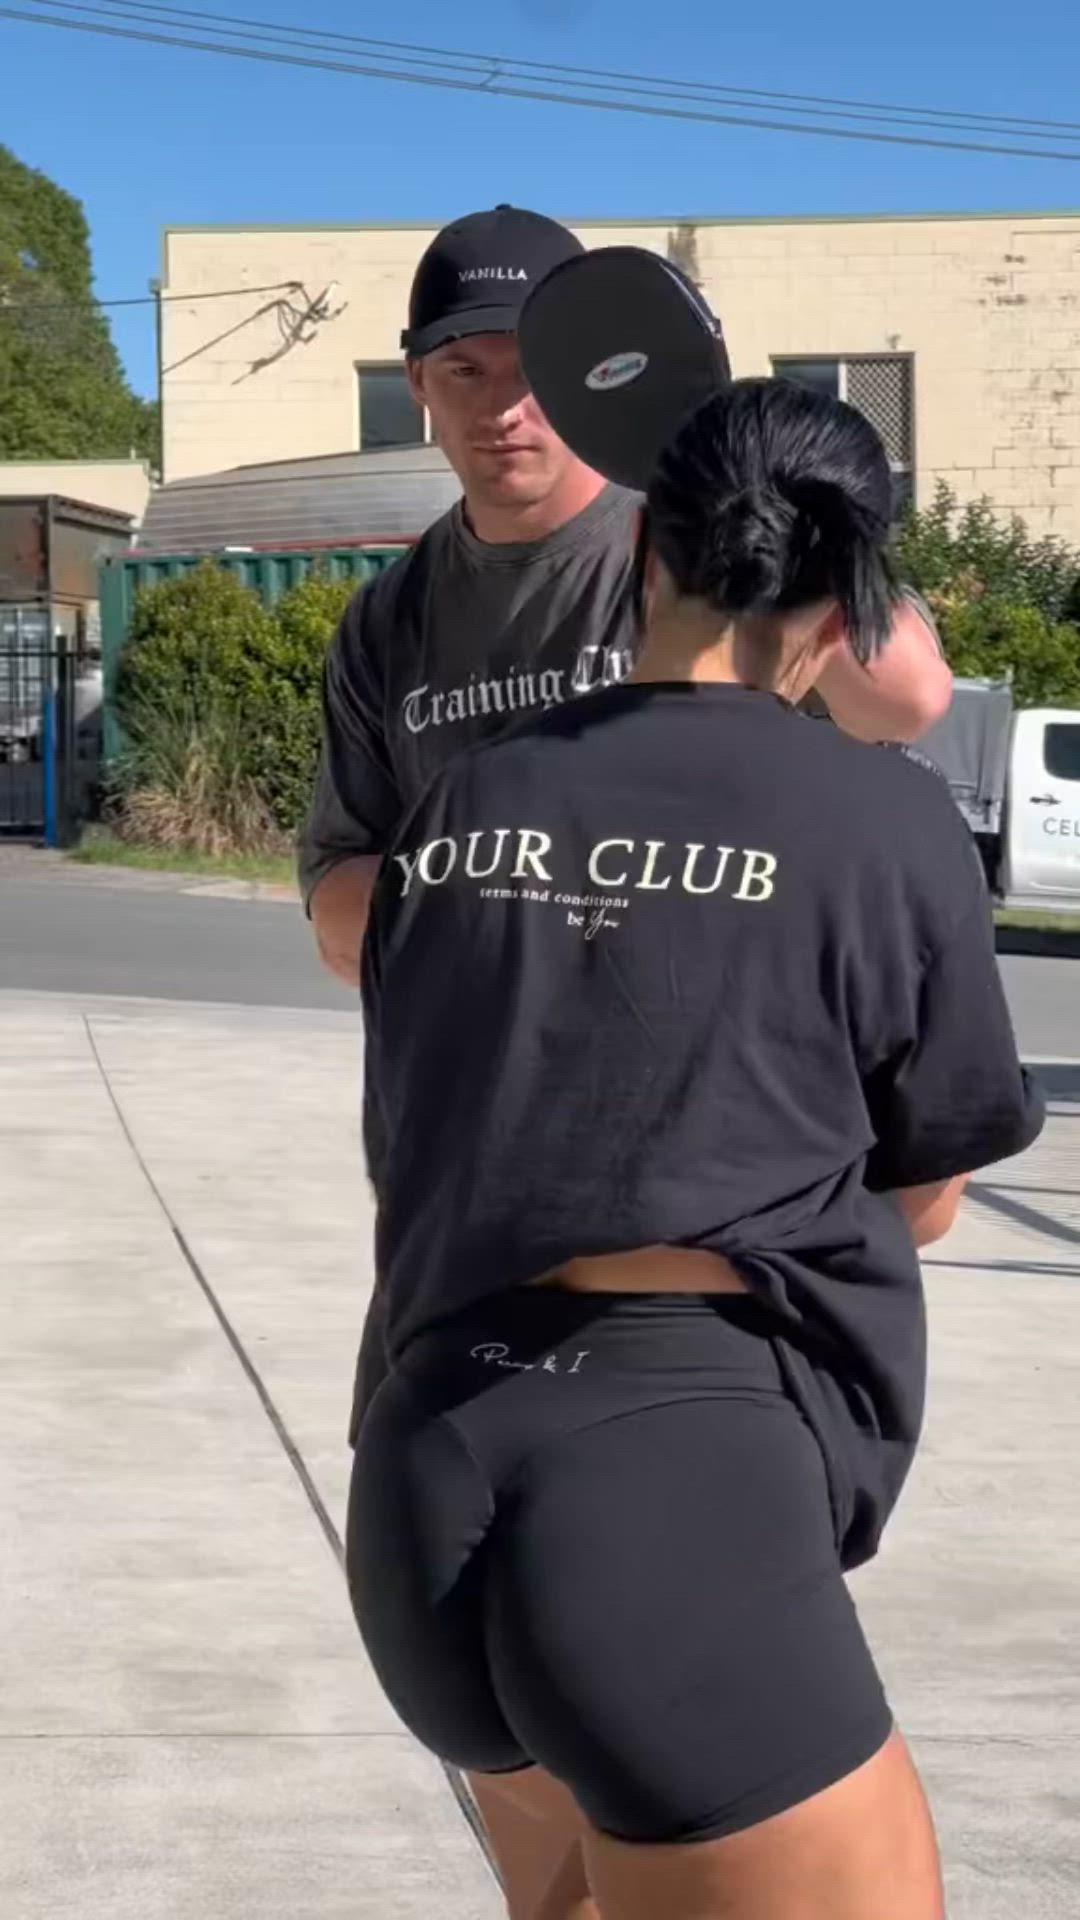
xmin=161 ymin=212 xmax=1080 ymax=541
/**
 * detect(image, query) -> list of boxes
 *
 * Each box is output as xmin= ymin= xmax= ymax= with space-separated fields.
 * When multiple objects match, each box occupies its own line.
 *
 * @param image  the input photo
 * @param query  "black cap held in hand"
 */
xmin=402 ymin=205 xmax=586 ymax=357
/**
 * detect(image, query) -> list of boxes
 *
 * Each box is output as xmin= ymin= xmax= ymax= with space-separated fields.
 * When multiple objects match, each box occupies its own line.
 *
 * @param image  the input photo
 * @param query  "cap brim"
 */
xmin=401 ymin=304 xmax=521 ymax=356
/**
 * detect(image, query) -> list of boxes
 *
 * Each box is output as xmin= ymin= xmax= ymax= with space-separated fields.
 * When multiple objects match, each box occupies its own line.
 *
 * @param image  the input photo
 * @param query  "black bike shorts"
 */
xmin=346 ymin=1288 xmax=893 ymax=1845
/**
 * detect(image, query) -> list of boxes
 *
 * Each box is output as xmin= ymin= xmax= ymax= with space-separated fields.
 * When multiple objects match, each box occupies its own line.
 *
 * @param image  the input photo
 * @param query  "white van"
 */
xmin=917 ymin=679 xmax=1080 ymax=915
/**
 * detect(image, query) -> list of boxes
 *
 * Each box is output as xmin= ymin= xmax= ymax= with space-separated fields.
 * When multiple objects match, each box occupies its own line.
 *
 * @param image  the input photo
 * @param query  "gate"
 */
xmin=0 ymin=609 xmax=80 ymax=843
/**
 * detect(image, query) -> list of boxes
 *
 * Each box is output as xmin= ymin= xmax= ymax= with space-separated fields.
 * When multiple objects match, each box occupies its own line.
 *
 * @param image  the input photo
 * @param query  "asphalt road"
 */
xmin=0 ymin=872 xmax=353 ymax=1013
xmin=0 ymin=869 xmax=1078 ymax=1058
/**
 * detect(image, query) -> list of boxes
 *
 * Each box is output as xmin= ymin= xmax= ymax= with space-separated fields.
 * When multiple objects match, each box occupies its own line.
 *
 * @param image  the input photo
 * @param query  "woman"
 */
xmin=346 ymin=373 xmax=1043 ymax=1920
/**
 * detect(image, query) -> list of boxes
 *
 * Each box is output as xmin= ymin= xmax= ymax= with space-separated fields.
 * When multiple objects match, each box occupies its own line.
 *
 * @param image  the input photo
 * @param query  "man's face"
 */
xmin=408 ymin=333 xmax=580 ymax=512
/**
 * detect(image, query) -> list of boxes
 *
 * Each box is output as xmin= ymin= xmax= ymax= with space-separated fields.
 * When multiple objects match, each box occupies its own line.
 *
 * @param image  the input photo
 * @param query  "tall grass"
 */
xmin=109 ymin=693 xmax=288 ymax=858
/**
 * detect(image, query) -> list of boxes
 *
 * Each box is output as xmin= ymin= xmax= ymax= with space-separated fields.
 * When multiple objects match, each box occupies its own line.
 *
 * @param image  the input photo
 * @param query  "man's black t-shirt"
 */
xmin=361 ymin=683 xmax=1043 ymax=1568
xmin=298 ymin=485 xmax=641 ymax=903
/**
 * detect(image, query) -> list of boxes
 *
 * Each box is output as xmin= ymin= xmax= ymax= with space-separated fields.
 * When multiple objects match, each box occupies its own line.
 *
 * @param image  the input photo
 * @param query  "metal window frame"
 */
xmin=771 ymin=353 xmax=844 ymax=398
xmin=845 ymin=351 xmax=910 ymax=506
xmin=770 ymin=350 xmax=917 ymax=508
xmin=355 ymin=360 xmax=430 ymax=451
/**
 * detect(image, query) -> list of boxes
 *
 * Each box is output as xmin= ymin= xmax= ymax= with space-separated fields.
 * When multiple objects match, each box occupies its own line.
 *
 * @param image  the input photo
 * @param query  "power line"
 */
xmin=14 ymin=0 xmax=1080 ymax=152
xmin=3 ymin=273 xmax=337 ymax=385
xmin=4 ymin=0 xmax=1080 ymax=162
xmin=162 ymin=280 xmax=343 ymax=378
xmin=40 ymin=0 xmax=1080 ymax=144
xmin=14 ymin=0 xmax=1080 ymax=143
xmin=1 ymin=279 xmax=303 ymax=311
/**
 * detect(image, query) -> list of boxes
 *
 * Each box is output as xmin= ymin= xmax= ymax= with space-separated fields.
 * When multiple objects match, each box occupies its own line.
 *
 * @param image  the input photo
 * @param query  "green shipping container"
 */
xmin=98 ymin=544 xmax=408 ymax=764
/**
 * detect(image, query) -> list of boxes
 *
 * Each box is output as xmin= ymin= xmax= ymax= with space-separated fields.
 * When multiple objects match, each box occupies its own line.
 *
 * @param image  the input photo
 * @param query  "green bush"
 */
xmin=117 ymin=561 xmax=279 ymax=719
xmin=930 ymin=596 xmax=1080 ymax=710
xmin=895 ymin=481 xmax=1080 ymax=626
xmin=895 ymin=483 xmax=1080 ymax=706
xmin=251 ymin=572 xmax=356 ymax=829
xmin=113 ymin=561 xmax=355 ymax=851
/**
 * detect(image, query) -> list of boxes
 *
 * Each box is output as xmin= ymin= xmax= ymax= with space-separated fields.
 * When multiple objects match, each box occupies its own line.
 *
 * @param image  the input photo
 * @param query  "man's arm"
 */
xmin=310 ymin=855 xmax=381 ymax=988
xmin=816 ymin=589 xmax=952 ymax=744
xmin=297 ymin=581 xmax=402 ymax=984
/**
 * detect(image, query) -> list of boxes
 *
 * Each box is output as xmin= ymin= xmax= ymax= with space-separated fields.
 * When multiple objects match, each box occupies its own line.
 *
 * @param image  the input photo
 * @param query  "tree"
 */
xmin=0 ymin=144 xmax=158 ymax=468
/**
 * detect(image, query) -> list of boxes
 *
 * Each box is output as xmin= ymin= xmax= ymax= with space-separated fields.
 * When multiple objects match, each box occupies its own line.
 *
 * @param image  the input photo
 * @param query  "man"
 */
xmin=299 ymin=204 xmax=951 ymax=986
xmin=299 ymin=205 xmax=953 ymax=1920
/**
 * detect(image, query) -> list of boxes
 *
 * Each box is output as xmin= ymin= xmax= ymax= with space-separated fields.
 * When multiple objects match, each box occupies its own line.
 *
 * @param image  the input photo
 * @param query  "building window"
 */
xmin=772 ymin=354 xmax=915 ymax=517
xmin=771 ymin=358 xmax=841 ymax=400
xmin=357 ymin=363 xmax=426 ymax=451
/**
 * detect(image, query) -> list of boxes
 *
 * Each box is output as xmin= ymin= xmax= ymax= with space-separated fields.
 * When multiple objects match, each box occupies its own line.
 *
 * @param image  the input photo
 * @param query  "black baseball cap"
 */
xmin=401 ymin=205 xmax=585 ymax=357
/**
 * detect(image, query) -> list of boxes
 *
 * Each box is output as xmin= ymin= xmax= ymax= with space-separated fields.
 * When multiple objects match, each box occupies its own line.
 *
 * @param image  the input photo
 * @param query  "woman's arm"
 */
xmin=816 ymin=592 xmax=952 ymax=744
xmin=892 ymin=1176 xmax=969 ymax=1248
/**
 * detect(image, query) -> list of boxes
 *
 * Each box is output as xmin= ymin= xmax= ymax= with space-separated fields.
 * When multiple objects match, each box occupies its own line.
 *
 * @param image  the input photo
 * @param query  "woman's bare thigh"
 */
xmin=580 ymin=1730 xmax=943 ymax=1920
xmin=468 ymin=1766 xmax=598 ymax=1920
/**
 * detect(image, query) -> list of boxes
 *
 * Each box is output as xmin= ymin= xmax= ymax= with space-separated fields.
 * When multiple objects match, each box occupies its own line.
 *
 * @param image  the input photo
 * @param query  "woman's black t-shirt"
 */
xmin=360 ymin=682 xmax=1044 ymax=1567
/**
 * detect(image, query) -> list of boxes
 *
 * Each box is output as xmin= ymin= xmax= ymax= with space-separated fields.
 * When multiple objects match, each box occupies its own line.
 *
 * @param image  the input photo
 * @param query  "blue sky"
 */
xmin=3 ymin=0 xmax=1079 ymax=396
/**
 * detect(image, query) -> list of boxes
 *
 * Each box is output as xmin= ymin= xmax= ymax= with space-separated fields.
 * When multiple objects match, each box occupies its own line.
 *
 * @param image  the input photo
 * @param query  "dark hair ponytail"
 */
xmin=646 ymin=378 xmax=898 ymax=662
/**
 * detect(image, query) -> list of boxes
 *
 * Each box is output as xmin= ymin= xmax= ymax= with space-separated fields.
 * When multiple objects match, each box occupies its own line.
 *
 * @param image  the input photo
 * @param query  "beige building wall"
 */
xmin=0 ymin=459 xmax=152 ymax=524
xmin=160 ymin=212 xmax=1080 ymax=540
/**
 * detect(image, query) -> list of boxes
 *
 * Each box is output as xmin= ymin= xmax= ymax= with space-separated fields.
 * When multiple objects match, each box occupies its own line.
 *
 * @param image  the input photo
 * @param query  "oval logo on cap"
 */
xmin=585 ymin=351 xmax=648 ymax=392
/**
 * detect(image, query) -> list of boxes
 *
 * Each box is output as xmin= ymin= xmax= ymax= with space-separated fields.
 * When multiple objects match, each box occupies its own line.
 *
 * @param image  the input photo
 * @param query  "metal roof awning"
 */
xmin=138 ymin=444 xmax=461 ymax=553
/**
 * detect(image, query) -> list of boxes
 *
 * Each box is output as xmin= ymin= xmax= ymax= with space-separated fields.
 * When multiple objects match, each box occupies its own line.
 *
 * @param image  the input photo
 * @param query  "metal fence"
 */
xmin=0 ymin=611 xmax=85 ymax=843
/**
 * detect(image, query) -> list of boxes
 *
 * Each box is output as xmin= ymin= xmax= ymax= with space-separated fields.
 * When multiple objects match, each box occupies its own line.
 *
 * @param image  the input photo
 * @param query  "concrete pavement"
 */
xmin=0 ymin=991 xmax=501 ymax=1920
xmin=0 ymin=985 xmax=1077 ymax=1918
xmin=856 ymin=1071 xmax=1080 ymax=1919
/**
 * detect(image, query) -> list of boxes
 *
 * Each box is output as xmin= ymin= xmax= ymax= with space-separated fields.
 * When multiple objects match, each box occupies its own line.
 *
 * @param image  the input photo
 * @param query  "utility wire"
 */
xmin=12 ymin=0 xmax=1080 ymax=142
xmin=0 ymin=280 xmax=304 ymax=311
xmin=4 ymin=0 xmax=1080 ymax=162
xmin=36 ymin=0 xmax=1080 ymax=143
xmin=160 ymin=291 xmax=299 ymax=375
xmin=0 ymin=0 xmax=1054 ymax=140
